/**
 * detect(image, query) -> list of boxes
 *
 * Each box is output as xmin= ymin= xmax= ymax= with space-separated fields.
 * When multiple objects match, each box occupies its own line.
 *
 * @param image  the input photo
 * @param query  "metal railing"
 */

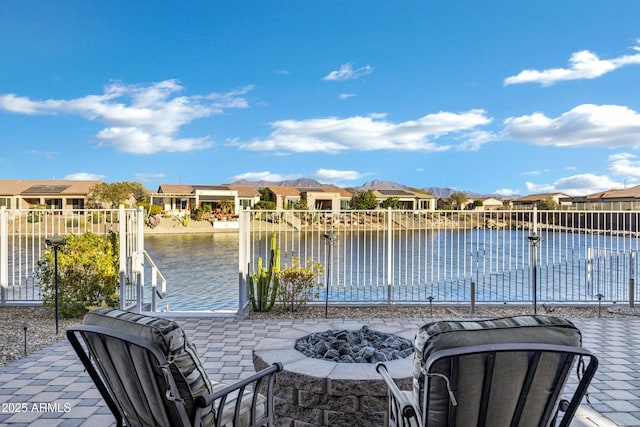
xmin=240 ymin=208 xmax=640 ymax=309
xmin=0 ymin=206 xmax=165 ymax=312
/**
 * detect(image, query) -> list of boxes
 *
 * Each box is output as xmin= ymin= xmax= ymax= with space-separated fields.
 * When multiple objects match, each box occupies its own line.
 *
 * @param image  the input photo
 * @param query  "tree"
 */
xmin=448 ymin=191 xmax=468 ymax=210
xmin=219 ymin=200 xmax=234 ymax=215
xmin=254 ymin=200 xmax=276 ymax=210
xmin=89 ymin=181 xmax=149 ymax=208
xmin=380 ymin=197 xmax=400 ymax=209
xmin=128 ymin=181 xmax=150 ymax=204
xmin=538 ymin=197 xmax=558 ymax=210
xmin=293 ymin=199 xmax=308 ymax=210
xmin=36 ymin=232 xmax=120 ymax=318
xmin=353 ymin=190 xmax=378 ymax=210
xmin=258 ymin=187 xmax=272 ymax=201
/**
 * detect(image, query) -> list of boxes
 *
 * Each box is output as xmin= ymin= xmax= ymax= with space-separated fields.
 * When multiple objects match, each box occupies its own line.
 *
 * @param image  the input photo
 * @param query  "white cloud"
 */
xmin=503 ymin=104 xmax=640 ymax=148
xmin=525 ymin=173 xmax=621 ymax=196
xmin=339 ymin=93 xmax=356 ymax=100
xmin=230 ymin=171 xmax=301 ymax=182
xmin=234 ymin=110 xmax=492 ymax=154
xmin=315 ymin=169 xmax=364 ymax=183
xmin=64 ymin=172 xmax=106 ymax=180
xmin=504 ymin=40 xmax=640 ymax=86
xmin=607 ymin=152 xmax=640 ymax=178
xmin=135 ymin=172 xmax=165 ymax=182
xmin=323 ymin=63 xmax=373 ymax=81
xmin=456 ymin=130 xmax=495 ymax=151
xmin=0 ymin=80 xmax=253 ymax=154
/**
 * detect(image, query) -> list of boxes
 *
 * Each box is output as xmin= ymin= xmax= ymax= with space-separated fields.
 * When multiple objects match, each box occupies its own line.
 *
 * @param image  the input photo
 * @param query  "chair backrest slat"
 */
xmin=510 ymin=350 xmax=541 ymax=427
xmin=477 ymin=352 xmax=496 ymax=427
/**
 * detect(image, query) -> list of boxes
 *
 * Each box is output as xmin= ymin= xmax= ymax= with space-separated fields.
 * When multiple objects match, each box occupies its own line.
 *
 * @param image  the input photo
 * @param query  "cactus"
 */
xmin=249 ymin=233 xmax=281 ymax=312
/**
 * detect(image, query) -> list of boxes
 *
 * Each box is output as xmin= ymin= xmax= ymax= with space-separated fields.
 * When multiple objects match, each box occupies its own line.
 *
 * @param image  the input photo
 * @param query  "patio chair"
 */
xmin=66 ymin=307 xmax=282 ymax=427
xmin=376 ymin=315 xmax=598 ymax=427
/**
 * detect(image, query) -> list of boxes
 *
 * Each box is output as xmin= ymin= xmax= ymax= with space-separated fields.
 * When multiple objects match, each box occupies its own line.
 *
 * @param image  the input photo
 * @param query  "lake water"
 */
xmin=143 ymin=229 xmax=640 ymax=312
xmin=144 ymin=233 xmax=240 ymax=312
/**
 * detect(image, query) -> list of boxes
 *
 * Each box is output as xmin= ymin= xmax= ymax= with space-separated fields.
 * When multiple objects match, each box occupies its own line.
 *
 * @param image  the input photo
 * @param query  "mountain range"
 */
xmin=229 ymin=178 xmax=509 ymax=199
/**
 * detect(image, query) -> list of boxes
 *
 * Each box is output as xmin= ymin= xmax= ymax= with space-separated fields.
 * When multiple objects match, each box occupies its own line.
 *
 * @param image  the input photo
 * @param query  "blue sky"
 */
xmin=1 ymin=1 xmax=640 ymax=196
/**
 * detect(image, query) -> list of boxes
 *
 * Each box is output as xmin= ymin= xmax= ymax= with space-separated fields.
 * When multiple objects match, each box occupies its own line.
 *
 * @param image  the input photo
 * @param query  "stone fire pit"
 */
xmin=252 ymin=322 xmax=415 ymax=427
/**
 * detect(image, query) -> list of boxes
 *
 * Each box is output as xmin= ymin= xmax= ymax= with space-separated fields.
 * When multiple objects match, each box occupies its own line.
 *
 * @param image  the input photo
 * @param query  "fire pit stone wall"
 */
xmin=253 ymin=321 xmax=417 ymax=427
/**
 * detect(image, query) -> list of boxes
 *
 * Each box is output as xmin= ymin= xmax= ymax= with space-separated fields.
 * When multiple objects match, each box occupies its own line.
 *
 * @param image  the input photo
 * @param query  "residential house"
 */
xmin=468 ymin=197 xmax=505 ymax=210
xmin=266 ymin=186 xmax=352 ymax=212
xmin=561 ymin=185 xmax=640 ymax=210
xmin=510 ymin=193 xmax=572 ymax=210
xmin=0 ymin=180 xmax=101 ymax=210
xmin=229 ymin=186 xmax=261 ymax=210
xmin=371 ymin=189 xmax=436 ymax=211
xmin=151 ymin=184 xmax=262 ymax=215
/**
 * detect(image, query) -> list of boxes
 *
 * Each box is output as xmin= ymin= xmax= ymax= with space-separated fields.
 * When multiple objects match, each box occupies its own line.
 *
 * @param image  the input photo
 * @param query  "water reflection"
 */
xmin=144 ymin=233 xmax=239 ymax=311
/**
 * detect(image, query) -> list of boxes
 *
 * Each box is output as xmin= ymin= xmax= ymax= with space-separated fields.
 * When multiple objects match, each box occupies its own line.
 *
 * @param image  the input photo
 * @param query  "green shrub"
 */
xmin=277 ymin=257 xmax=323 ymax=311
xmin=192 ymin=204 xmax=212 ymax=221
xmin=254 ymin=200 xmax=276 ymax=210
xmin=66 ymin=219 xmax=80 ymax=227
xmin=27 ymin=214 xmax=41 ymax=223
xmin=36 ymin=232 xmax=119 ymax=318
xmin=148 ymin=204 xmax=163 ymax=216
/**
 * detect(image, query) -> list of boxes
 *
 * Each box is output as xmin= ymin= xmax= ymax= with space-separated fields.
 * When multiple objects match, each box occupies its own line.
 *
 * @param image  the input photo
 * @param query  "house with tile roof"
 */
xmin=151 ymin=184 xmax=261 ymax=214
xmin=265 ymin=186 xmax=353 ymax=212
xmin=467 ymin=197 xmax=506 ymax=210
xmin=560 ymin=185 xmax=640 ymax=210
xmin=0 ymin=180 xmax=101 ymax=210
xmin=371 ymin=189 xmax=436 ymax=211
xmin=510 ymin=193 xmax=572 ymax=210
xmin=151 ymin=184 xmax=260 ymax=213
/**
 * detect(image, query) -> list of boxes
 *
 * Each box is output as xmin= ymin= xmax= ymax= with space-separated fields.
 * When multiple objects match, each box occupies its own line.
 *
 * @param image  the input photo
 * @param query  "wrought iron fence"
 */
xmin=0 ymin=206 xmax=163 ymax=311
xmin=241 ymin=209 xmax=640 ymax=308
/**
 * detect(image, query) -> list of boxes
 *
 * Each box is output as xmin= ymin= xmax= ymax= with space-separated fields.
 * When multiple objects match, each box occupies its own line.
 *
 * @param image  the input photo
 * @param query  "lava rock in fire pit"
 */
xmin=295 ymin=325 xmax=413 ymax=363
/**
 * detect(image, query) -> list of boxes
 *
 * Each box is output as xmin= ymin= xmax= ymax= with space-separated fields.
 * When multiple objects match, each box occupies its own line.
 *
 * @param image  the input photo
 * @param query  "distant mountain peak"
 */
xmin=229 ymin=177 xmax=510 ymax=199
xmin=357 ymin=180 xmax=408 ymax=190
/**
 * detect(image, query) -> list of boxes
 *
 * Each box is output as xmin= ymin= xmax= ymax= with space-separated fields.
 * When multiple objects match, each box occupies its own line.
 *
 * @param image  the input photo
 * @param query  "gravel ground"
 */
xmin=0 ymin=306 xmax=82 ymax=368
xmin=2 ymin=303 xmax=638 ymax=368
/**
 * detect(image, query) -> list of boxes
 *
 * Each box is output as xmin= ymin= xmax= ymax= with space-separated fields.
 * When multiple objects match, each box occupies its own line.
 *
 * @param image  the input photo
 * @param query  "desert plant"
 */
xmin=277 ymin=257 xmax=324 ymax=311
xmin=249 ymin=233 xmax=280 ymax=312
xmin=192 ymin=204 xmax=212 ymax=221
xmin=36 ymin=232 xmax=119 ymax=318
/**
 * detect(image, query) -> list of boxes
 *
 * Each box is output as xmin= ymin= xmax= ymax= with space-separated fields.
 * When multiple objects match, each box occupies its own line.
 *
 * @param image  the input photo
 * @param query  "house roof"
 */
xmin=228 ymin=186 xmax=260 ymax=198
xmin=513 ymin=193 xmax=570 ymax=202
xmin=268 ymin=186 xmax=302 ymax=197
xmin=0 ymin=180 xmax=101 ymax=196
xmin=578 ymin=184 xmax=640 ymax=200
xmin=372 ymin=189 xmax=435 ymax=199
xmin=157 ymin=184 xmax=194 ymax=194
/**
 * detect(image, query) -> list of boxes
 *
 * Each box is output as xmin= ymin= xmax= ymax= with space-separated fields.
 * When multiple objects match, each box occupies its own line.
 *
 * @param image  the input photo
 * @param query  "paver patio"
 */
xmin=0 ymin=316 xmax=637 ymax=426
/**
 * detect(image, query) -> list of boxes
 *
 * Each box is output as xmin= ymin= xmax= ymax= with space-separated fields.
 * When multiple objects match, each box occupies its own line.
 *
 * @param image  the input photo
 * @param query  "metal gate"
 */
xmin=0 ymin=205 xmax=164 ymax=311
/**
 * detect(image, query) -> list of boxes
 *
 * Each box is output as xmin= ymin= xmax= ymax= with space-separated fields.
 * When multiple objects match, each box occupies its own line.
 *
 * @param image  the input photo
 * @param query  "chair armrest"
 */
xmin=376 ymin=363 xmax=421 ymax=427
xmin=194 ymin=362 xmax=283 ymax=427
